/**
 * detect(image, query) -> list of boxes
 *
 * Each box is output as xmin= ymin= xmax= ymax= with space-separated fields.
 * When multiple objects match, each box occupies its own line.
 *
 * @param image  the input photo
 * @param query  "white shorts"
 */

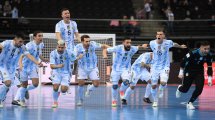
xmin=77 ymin=67 xmax=100 ymax=80
xmin=0 ymin=66 xmax=15 ymax=82
xmin=20 ymin=68 xmax=39 ymax=82
xmin=111 ymin=70 xmax=131 ymax=84
xmin=151 ymin=68 xmax=169 ymax=85
xmin=130 ymin=69 xmax=151 ymax=86
xmin=51 ymin=72 xmax=71 ymax=86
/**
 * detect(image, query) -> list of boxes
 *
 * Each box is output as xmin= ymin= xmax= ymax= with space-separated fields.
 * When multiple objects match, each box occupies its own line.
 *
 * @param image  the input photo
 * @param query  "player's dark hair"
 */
xmin=123 ymin=37 xmax=131 ymax=41
xmin=200 ymin=41 xmax=210 ymax=46
xmin=61 ymin=8 xmax=70 ymax=14
xmin=14 ymin=32 xmax=25 ymax=40
xmin=81 ymin=35 xmax=90 ymax=42
xmin=33 ymin=31 xmax=43 ymax=37
xmin=156 ymin=29 xmax=165 ymax=34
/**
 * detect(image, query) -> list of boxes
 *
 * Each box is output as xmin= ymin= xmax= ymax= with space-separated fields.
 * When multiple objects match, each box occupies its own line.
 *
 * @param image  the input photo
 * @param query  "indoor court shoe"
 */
xmin=12 ymin=100 xmax=21 ymax=106
xmin=152 ymin=102 xmax=158 ymax=107
xmin=121 ymin=99 xmax=127 ymax=105
xmin=77 ymin=99 xmax=83 ymax=106
xmin=52 ymin=102 xmax=58 ymax=108
xmin=25 ymin=91 xmax=29 ymax=100
xmin=19 ymin=101 xmax=26 ymax=107
xmin=187 ymin=102 xmax=195 ymax=110
xmin=143 ymin=97 xmax=152 ymax=103
xmin=176 ymin=85 xmax=182 ymax=98
xmin=119 ymin=91 xmax=125 ymax=99
xmin=0 ymin=101 xmax=3 ymax=108
xmin=85 ymin=84 xmax=91 ymax=97
xmin=112 ymin=100 xmax=117 ymax=107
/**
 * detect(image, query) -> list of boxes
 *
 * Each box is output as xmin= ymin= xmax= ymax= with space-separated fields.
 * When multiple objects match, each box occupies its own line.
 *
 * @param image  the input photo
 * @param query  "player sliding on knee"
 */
xmin=106 ymin=37 xmax=148 ymax=107
xmin=121 ymin=52 xmax=153 ymax=105
xmin=75 ymin=35 xmax=110 ymax=106
xmin=50 ymin=40 xmax=76 ymax=108
xmin=149 ymin=30 xmax=186 ymax=107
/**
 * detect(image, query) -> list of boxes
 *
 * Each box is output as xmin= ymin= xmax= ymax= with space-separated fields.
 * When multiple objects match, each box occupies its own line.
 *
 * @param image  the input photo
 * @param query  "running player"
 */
xmin=0 ymin=32 xmax=42 ymax=107
xmin=50 ymin=40 xmax=76 ymax=108
xmin=75 ymin=35 xmax=109 ymax=106
xmin=176 ymin=41 xmax=213 ymax=110
xmin=107 ymin=37 xmax=148 ymax=107
xmin=121 ymin=52 xmax=153 ymax=105
xmin=150 ymin=30 xmax=186 ymax=107
xmin=12 ymin=31 xmax=48 ymax=106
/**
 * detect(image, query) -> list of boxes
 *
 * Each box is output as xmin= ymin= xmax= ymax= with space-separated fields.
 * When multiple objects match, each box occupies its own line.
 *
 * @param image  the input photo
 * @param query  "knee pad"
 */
xmin=122 ymin=80 xmax=130 ymax=86
xmin=112 ymin=85 xmax=118 ymax=89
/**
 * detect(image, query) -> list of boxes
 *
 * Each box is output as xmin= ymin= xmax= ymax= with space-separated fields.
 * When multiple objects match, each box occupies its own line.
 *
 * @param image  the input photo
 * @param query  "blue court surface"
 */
xmin=0 ymin=85 xmax=215 ymax=120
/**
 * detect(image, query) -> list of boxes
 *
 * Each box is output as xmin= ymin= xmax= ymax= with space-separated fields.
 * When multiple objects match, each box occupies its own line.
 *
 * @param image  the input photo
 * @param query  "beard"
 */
xmin=124 ymin=45 xmax=131 ymax=51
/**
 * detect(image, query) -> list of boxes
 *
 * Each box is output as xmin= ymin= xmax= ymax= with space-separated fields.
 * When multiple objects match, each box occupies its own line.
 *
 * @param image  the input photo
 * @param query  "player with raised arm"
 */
xmin=121 ymin=52 xmax=153 ymax=105
xmin=50 ymin=40 xmax=76 ymax=108
xmin=0 ymin=32 xmax=42 ymax=107
xmin=176 ymin=41 xmax=213 ymax=110
xmin=12 ymin=31 xmax=49 ymax=106
xmin=149 ymin=30 xmax=186 ymax=107
xmin=106 ymin=37 xmax=148 ymax=107
xmin=75 ymin=35 xmax=109 ymax=106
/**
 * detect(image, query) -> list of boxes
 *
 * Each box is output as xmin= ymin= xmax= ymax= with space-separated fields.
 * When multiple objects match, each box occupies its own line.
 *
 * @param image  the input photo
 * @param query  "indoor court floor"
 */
xmin=0 ymin=85 xmax=215 ymax=120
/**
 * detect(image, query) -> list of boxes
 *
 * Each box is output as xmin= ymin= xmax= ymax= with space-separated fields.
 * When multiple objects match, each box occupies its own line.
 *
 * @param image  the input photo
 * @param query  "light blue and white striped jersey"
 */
xmin=22 ymin=41 xmax=44 ymax=71
xmin=55 ymin=20 xmax=78 ymax=50
xmin=107 ymin=45 xmax=138 ymax=72
xmin=75 ymin=41 xmax=101 ymax=71
xmin=150 ymin=39 xmax=173 ymax=70
xmin=50 ymin=49 xmax=76 ymax=73
xmin=0 ymin=40 xmax=29 ymax=73
xmin=131 ymin=52 xmax=153 ymax=73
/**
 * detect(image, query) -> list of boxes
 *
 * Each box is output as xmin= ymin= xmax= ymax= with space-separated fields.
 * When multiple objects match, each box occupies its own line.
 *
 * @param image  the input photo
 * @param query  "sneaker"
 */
xmin=112 ymin=100 xmax=117 ymax=107
xmin=18 ymin=101 xmax=26 ymax=107
xmin=159 ymin=89 xmax=164 ymax=98
xmin=119 ymin=91 xmax=125 ymax=99
xmin=85 ymin=84 xmax=91 ymax=97
xmin=0 ymin=101 xmax=3 ymax=108
xmin=25 ymin=91 xmax=29 ymax=100
xmin=176 ymin=85 xmax=182 ymax=98
xmin=77 ymin=99 xmax=83 ymax=106
xmin=152 ymin=102 xmax=158 ymax=107
xmin=143 ymin=97 xmax=152 ymax=103
xmin=187 ymin=102 xmax=195 ymax=110
xmin=121 ymin=99 xmax=127 ymax=105
xmin=52 ymin=101 xmax=58 ymax=108
xmin=12 ymin=100 xmax=21 ymax=106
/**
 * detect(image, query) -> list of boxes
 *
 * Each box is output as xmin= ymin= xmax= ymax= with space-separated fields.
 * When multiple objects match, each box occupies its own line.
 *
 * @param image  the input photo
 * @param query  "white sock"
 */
xmin=119 ymin=82 xmax=129 ymax=92
xmin=159 ymin=84 xmax=166 ymax=91
xmin=144 ymin=84 xmax=151 ymax=98
xmin=20 ymin=87 xmax=27 ymax=101
xmin=53 ymin=90 xmax=59 ymax=102
xmin=27 ymin=84 xmax=36 ymax=91
xmin=124 ymin=87 xmax=134 ymax=100
xmin=14 ymin=87 xmax=22 ymax=100
xmin=88 ymin=84 xmax=96 ymax=91
xmin=0 ymin=84 xmax=9 ymax=100
xmin=112 ymin=86 xmax=118 ymax=101
xmin=151 ymin=88 xmax=158 ymax=102
xmin=78 ymin=86 xmax=84 ymax=100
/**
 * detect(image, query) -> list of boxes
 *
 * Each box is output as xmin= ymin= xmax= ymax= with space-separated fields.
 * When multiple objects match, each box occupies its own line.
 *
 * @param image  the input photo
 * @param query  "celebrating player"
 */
xmin=121 ymin=52 xmax=153 ymax=105
xmin=75 ymin=35 xmax=109 ymax=106
xmin=0 ymin=32 xmax=42 ymax=107
xmin=149 ymin=30 xmax=186 ymax=107
xmin=176 ymin=41 xmax=213 ymax=110
xmin=50 ymin=40 xmax=76 ymax=108
xmin=106 ymin=37 xmax=148 ymax=107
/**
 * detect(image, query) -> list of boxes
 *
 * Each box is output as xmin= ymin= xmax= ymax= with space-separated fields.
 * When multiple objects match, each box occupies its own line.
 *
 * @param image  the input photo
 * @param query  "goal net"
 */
xmin=29 ymin=33 xmax=115 ymax=84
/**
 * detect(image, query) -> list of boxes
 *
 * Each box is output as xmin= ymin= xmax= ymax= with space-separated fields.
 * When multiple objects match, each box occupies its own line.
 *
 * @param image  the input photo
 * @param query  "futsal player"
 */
xmin=50 ymin=40 xmax=76 ymax=108
xmin=106 ymin=37 xmax=148 ymax=107
xmin=12 ymin=31 xmax=48 ymax=106
xmin=0 ymin=32 xmax=42 ymax=107
xmin=176 ymin=41 xmax=213 ymax=110
xmin=149 ymin=30 xmax=186 ymax=107
xmin=75 ymin=35 xmax=109 ymax=106
xmin=121 ymin=52 xmax=153 ymax=105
